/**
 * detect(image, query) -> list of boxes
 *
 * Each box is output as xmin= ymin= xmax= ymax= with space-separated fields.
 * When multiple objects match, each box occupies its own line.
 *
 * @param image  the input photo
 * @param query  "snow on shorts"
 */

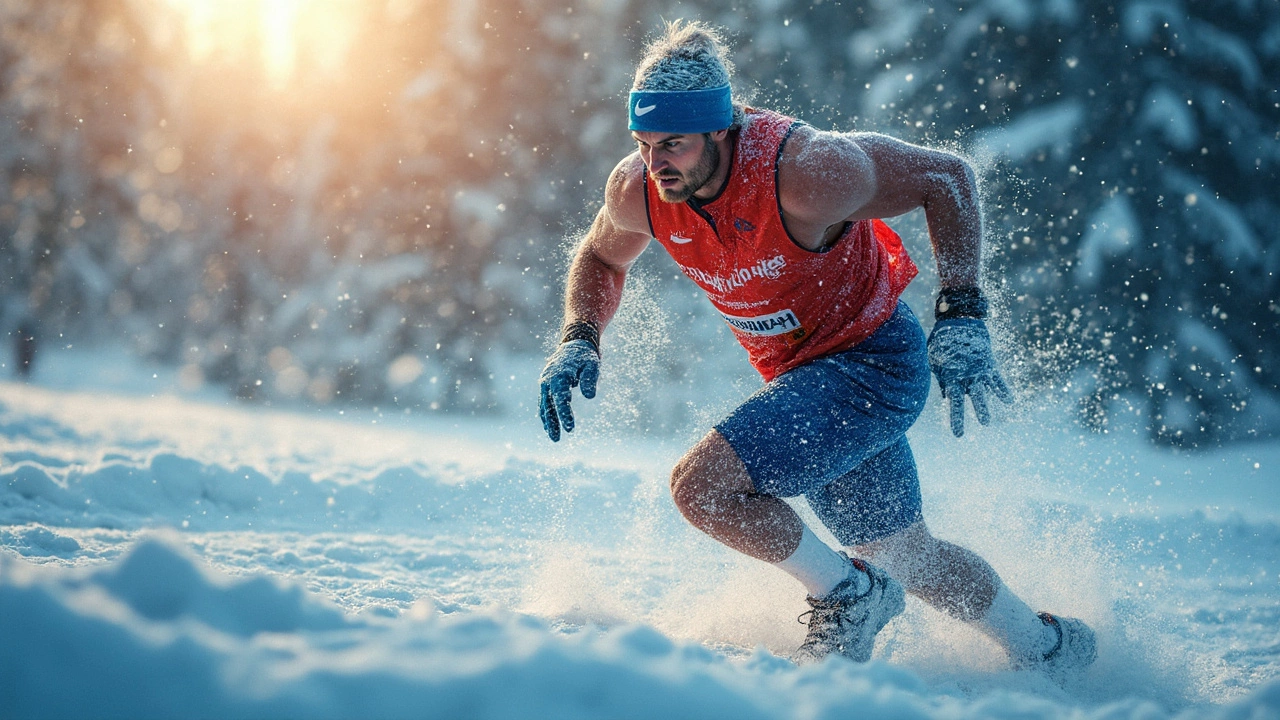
xmin=715 ymin=301 xmax=931 ymax=546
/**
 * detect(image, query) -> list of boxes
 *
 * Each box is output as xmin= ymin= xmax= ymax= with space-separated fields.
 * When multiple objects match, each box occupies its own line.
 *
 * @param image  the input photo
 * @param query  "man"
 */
xmin=538 ymin=20 xmax=1096 ymax=674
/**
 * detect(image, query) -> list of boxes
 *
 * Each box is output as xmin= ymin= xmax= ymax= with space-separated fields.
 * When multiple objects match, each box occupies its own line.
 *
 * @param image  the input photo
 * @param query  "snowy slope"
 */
xmin=2 ymin=348 xmax=1279 ymax=719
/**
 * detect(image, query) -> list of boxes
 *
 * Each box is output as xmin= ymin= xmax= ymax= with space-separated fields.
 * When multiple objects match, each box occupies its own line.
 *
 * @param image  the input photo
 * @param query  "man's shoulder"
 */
xmin=776 ymin=125 xmax=876 ymax=233
xmin=605 ymin=152 xmax=650 ymax=235
xmin=780 ymin=125 xmax=867 ymax=174
xmin=608 ymin=152 xmax=647 ymax=193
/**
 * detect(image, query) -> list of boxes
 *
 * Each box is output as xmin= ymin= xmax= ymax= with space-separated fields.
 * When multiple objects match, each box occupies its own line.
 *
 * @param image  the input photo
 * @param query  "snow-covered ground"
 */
xmin=2 ymin=346 xmax=1279 ymax=719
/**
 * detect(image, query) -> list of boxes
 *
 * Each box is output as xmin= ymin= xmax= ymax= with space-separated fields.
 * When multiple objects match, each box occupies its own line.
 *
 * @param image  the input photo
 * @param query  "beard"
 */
xmin=653 ymin=137 xmax=720 ymax=204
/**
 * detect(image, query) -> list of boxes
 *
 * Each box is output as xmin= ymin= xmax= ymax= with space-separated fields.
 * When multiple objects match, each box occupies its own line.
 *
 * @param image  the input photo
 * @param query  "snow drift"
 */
xmin=2 ymin=356 xmax=1279 ymax=718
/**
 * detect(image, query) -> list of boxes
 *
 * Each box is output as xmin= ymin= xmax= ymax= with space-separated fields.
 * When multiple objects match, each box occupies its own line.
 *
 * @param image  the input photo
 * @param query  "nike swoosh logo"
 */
xmin=634 ymin=103 xmax=657 ymax=116
xmin=670 ymin=234 xmax=693 ymax=244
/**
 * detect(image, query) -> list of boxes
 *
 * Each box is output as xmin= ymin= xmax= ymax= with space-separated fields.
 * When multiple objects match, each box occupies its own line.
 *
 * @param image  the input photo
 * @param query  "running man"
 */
xmin=538 ymin=20 xmax=1095 ymax=673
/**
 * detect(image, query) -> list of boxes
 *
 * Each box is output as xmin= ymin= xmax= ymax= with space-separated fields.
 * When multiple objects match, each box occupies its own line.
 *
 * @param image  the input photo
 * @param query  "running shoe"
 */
xmin=1018 ymin=611 xmax=1097 ymax=678
xmin=793 ymin=556 xmax=905 ymax=664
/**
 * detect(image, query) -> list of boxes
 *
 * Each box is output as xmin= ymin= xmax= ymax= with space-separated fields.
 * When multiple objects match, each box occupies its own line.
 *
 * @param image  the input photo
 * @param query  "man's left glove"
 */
xmin=927 ymin=288 xmax=1014 ymax=437
xmin=539 ymin=334 xmax=600 ymax=442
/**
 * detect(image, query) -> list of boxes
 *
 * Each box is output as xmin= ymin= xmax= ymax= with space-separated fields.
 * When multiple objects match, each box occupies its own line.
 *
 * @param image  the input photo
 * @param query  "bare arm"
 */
xmin=539 ymin=154 xmax=652 ymax=442
xmin=778 ymin=127 xmax=982 ymax=289
xmin=782 ymin=130 xmax=1012 ymax=437
xmin=781 ymin=127 xmax=1009 ymax=439
xmin=562 ymin=153 xmax=653 ymax=334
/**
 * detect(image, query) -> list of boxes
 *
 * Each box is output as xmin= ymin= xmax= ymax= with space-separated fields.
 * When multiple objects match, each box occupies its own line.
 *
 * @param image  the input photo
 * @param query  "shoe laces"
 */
xmin=796 ymin=596 xmax=843 ymax=630
xmin=796 ymin=567 xmax=875 ymax=630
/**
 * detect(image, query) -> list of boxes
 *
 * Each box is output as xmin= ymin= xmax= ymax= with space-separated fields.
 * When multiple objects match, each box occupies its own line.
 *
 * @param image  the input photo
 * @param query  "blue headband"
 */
xmin=628 ymin=85 xmax=734 ymax=134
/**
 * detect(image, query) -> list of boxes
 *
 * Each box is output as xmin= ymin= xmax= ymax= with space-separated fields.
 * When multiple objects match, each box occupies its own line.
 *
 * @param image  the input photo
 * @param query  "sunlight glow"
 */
xmin=261 ymin=0 xmax=299 ymax=84
xmin=165 ymin=0 xmax=358 ymax=86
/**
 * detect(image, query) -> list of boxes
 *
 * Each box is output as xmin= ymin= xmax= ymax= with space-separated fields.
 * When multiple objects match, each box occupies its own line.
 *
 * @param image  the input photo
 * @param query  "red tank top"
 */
xmin=645 ymin=109 xmax=918 ymax=382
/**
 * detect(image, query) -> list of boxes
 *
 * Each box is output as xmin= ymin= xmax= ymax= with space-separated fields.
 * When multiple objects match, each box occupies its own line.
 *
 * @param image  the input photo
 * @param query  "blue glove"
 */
xmin=927 ymin=317 xmax=1014 ymax=437
xmin=538 ymin=339 xmax=600 ymax=442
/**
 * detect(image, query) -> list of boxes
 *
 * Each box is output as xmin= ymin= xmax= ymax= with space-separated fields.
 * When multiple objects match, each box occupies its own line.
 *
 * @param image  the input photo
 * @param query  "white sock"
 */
xmin=974 ymin=581 xmax=1057 ymax=660
xmin=772 ymin=525 xmax=866 ymax=598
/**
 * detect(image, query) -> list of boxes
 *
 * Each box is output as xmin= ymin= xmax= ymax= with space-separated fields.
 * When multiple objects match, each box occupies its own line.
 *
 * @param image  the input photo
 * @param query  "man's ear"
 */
xmin=710 ymin=129 xmax=729 ymax=142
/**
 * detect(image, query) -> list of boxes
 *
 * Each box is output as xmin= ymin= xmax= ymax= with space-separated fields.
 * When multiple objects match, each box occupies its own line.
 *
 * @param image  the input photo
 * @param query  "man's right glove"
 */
xmin=926 ymin=287 xmax=1014 ymax=437
xmin=538 ymin=322 xmax=601 ymax=442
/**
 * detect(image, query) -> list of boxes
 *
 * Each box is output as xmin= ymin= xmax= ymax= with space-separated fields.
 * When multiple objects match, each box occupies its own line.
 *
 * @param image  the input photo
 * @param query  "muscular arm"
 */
xmin=562 ymin=153 xmax=653 ymax=334
xmin=539 ymin=154 xmax=652 ymax=442
xmin=779 ymin=127 xmax=982 ymax=289
xmin=781 ymin=126 xmax=1010 ymax=439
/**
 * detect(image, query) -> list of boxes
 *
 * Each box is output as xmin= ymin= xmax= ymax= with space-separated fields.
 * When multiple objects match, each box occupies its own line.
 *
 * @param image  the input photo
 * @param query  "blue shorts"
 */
xmin=714 ymin=301 xmax=931 ymax=546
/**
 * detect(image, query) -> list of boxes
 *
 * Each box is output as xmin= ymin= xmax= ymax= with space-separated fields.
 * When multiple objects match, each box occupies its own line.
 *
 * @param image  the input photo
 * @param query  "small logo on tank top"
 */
xmin=669 ymin=233 xmax=693 ymax=244
xmin=733 ymin=217 xmax=755 ymax=233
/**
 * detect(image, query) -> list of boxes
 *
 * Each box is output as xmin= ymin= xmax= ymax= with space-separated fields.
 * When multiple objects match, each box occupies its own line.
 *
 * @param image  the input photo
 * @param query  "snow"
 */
xmin=3 ymin=345 xmax=1280 ymax=719
xmin=1163 ymin=169 xmax=1262 ymax=267
xmin=1076 ymin=195 xmax=1140 ymax=286
xmin=973 ymin=100 xmax=1084 ymax=164
xmin=1139 ymin=87 xmax=1198 ymax=151
xmin=1123 ymin=1 xmax=1185 ymax=46
xmin=847 ymin=3 xmax=928 ymax=70
xmin=1186 ymin=18 xmax=1263 ymax=93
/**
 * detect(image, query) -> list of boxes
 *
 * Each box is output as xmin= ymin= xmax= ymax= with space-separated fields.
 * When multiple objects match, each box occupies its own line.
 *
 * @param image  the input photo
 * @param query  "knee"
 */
xmin=669 ymin=452 xmax=710 ymax=522
xmin=669 ymin=431 xmax=755 ymax=524
xmin=669 ymin=447 xmax=744 ymax=525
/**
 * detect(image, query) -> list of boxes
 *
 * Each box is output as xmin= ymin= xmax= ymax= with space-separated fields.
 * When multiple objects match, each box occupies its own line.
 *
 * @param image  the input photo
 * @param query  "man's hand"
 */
xmin=927 ymin=318 xmax=1013 ymax=437
xmin=538 ymin=339 xmax=600 ymax=442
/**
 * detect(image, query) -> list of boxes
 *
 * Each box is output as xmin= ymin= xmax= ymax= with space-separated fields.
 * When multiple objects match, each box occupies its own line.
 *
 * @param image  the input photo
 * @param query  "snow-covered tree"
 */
xmin=826 ymin=0 xmax=1280 ymax=446
xmin=4 ymin=0 xmax=1275 ymax=443
xmin=147 ymin=0 xmax=635 ymax=412
xmin=0 ymin=0 xmax=173 ymax=349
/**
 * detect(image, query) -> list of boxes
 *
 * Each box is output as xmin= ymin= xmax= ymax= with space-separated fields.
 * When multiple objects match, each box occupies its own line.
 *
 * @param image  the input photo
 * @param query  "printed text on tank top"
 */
xmin=644 ymin=109 xmax=918 ymax=382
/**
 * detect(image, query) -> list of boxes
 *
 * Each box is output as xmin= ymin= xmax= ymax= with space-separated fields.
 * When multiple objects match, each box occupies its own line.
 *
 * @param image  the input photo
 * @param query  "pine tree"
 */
xmin=0 ymin=0 xmax=171 ymax=359
xmin=824 ymin=0 xmax=1280 ymax=445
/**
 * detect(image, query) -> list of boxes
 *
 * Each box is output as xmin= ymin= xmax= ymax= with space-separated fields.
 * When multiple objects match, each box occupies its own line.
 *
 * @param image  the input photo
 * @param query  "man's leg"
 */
xmin=853 ymin=521 xmax=996 ymax=621
xmin=669 ymin=429 xmax=859 ymax=598
xmin=672 ymin=303 xmax=928 ymax=661
xmin=804 ymin=438 xmax=1094 ymax=671
xmin=852 ymin=521 xmax=1058 ymax=661
xmin=670 ymin=429 xmax=798 ymax=561
xmin=670 ymin=427 xmax=904 ymax=665
xmin=798 ymin=435 xmax=1073 ymax=667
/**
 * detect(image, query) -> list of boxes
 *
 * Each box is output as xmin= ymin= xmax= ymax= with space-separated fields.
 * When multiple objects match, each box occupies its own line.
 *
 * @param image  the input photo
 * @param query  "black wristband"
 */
xmin=560 ymin=320 xmax=601 ymax=355
xmin=935 ymin=286 xmax=988 ymax=320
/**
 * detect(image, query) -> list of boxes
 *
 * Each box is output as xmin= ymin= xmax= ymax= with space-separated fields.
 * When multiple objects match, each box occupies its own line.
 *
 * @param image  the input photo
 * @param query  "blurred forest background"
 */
xmin=0 ymin=0 xmax=1276 ymax=446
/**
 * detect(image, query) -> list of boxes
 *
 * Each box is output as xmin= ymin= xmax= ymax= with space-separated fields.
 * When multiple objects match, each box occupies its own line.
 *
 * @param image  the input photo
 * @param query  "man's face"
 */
xmin=632 ymin=131 xmax=722 ymax=203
